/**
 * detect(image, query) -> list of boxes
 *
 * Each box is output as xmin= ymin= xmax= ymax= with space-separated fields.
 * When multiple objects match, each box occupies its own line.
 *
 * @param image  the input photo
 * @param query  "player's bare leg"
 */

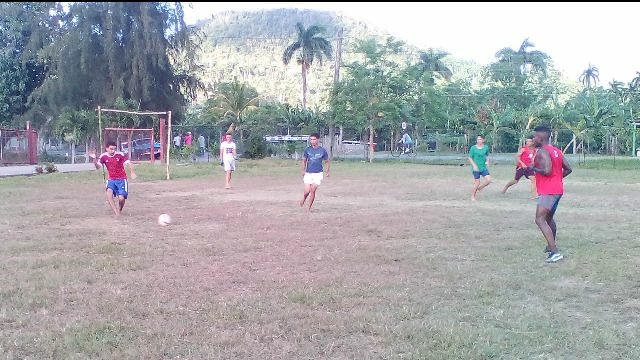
xmin=535 ymin=206 xmax=557 ymax=252
xmin=300 ymin=183 xmax=311 ymax=206
xmin=118 ymin=195 xmax=126 ymax=212
xmin=478 ymin=175 xmax=492 ymax=192
xmin=502 ymin=178 xmax=518 ymax=193
xmin=105 ymin=189 xmax=120 ymax=216
xmin=530 ymin=178 xmax=537 ymax=199
xmin=225 ymin=170 xmax=232 ymax=189
xmin=471 ymin=179 xmax=480 ymax=200
xmin=307 ymin=184 xmax=319 ymax=211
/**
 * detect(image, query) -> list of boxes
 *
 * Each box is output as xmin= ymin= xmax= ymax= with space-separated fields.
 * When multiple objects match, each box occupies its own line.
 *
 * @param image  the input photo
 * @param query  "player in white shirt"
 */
xmin=219 ymin=133 xmax=237 ymax=189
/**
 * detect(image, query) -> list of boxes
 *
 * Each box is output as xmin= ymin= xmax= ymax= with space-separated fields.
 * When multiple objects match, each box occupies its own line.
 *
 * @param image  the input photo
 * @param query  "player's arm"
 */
xmin=125 ymin=159 xmax=137 ymax=179
xmin=324 ymin=151 xmax=330 ymax=177
xmin=532 ymin=148 xmax=551 ymax=175
xmin=91 ymin=152 xmax=102 ymax=170
xmin=219 ymin=144 xmax=223 ymax=160
xmin=561 ymin=155 xmax=572 ymax=178
xmin=467 ymin=148 xmax=478 ymax=170
xmin=301 ymin=154 xmax=308 ymax=176
xmin=232 ymin=144 xmax=237 ymax=159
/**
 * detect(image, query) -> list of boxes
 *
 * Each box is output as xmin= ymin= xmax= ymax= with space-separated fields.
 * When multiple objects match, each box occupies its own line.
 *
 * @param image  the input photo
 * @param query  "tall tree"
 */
xmin=0 ymin=2 xmax=59 ymax=126
xmin=282 ymin=22 xmax=333 ymax=110
xmin=30 ymin=2 xmax=200 ymax=122
xmin=579 ymin=63 xmax=600 ymax=89
xmin=490 ymin=38 xmax=549 ymax=88
xmin=416 ymin=48 xmax=453 ymax=84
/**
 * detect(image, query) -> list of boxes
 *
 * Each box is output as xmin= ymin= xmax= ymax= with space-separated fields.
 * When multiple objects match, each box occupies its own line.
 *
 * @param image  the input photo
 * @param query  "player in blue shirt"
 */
xmin=300 ymin=132 xmax=330 ymax=212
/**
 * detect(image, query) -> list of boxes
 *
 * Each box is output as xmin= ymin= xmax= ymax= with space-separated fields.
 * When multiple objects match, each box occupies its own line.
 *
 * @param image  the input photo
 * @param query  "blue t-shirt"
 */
xmin=304 ymin=146 xmax=328 ymax=173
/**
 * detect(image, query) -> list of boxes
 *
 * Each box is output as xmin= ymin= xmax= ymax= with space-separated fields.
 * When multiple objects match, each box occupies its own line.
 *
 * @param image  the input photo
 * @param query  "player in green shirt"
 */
xmin=468 ymin=134 xmax=492 ymax=200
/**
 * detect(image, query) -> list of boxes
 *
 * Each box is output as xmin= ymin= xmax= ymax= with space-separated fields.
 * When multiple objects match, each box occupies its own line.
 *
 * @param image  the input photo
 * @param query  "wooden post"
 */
xmin=166 ymin=111 xmax=172 ymax=180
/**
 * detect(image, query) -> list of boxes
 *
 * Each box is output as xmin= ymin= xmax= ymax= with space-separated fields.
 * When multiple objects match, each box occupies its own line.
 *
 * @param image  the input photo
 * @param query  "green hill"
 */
xmin=193 ymin=8 xmax=483 ymax=109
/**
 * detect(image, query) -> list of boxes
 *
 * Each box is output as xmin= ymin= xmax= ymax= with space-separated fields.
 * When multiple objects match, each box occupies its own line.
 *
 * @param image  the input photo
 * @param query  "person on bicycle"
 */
xmin=398 ymin=132 xmax=413 ymax=154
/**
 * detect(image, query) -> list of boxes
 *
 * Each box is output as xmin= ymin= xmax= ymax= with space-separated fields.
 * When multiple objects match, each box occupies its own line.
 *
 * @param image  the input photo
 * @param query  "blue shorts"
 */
xmin=537 ymin=194 xmax=562 ymax=212
xmin=106 ymin=179 xmax=128 ymax=199
xmin=472 ymin=169 xmax=490 ymax=179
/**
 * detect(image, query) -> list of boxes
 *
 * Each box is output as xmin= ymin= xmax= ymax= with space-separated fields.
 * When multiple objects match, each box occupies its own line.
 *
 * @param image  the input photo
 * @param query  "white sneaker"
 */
xmin=546 ymin=252 xmax=564 ymax=263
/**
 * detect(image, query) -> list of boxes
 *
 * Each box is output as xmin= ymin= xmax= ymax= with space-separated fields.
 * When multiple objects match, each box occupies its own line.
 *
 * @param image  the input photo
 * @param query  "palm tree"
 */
xmin=283 ymin=22 xmax=333 ymax=110
xmin=211 ymin=77 xmax=259 ymax=141
xmin=417 ymin=48 xmax=453 ymax=84
xmin=579 ymin=63 xmax=600 ymax=89
xmin=491 ymin=38 xmax=549 ymax=87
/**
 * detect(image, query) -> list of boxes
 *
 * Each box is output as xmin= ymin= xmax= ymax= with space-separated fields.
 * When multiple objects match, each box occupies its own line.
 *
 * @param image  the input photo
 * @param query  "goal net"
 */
xmin=102 ymin=128 xmax=159 ymax=162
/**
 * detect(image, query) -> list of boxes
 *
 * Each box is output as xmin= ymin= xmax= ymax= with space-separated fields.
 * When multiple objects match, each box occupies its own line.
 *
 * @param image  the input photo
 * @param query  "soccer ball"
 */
xmin=158 ymin=213 xmax=172 ymax=226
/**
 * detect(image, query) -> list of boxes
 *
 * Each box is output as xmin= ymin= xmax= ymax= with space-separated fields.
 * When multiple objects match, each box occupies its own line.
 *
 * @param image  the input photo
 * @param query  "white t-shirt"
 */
xmin=220 ymin=141 xmax=236 ymax=161
xmin=173 ymin=135 xmax=181 ymax=146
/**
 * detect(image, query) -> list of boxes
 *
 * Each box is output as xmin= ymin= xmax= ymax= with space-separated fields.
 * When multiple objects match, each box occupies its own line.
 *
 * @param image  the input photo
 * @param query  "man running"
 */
xmin=300 ymin=133 xmax=330 ymax=212
xmin=468 ymin=134 xmax=491 ymax=201
xmin=502 ymin=135 xmax=537 ymax=198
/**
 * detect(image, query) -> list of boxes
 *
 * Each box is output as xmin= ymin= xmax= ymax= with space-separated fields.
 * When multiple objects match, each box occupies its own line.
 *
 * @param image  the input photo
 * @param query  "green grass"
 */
xmin=0 ymin=158 xmax=638 ymax=359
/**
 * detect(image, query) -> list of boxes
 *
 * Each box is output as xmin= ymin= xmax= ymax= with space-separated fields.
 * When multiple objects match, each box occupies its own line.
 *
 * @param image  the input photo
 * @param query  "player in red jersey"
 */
xmin=502 ymin=135 xmax=537 ymax=198
xmin=530 ymin=125 xmax=572 ymax=263
xmin=90 ymin=140 xmax=137 ymax=216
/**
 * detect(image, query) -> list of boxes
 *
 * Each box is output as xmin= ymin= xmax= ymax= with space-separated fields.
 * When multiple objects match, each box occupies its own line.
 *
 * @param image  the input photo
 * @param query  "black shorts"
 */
xmin=515 ymin=167 xmax=534 ymax=180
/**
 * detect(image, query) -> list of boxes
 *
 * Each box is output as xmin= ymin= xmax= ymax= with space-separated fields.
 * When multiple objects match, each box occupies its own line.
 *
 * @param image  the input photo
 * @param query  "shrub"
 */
xmin=243 ymin=134 xmax=268 ymax=159
xmin=45 ymin=162 xmax=58 ymax=173
xmin=35 ymin=165 xmax=44 ymax=174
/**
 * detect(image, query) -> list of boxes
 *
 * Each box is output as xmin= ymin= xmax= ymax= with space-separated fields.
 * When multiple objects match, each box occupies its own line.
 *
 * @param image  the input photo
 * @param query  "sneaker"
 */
xmin=546 ymin=252 xmax=564 ymax=263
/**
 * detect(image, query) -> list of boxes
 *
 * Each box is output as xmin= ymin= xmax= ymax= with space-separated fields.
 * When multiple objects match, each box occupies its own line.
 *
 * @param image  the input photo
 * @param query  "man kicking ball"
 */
xmin=300 ymin=133 xmax=330 ymax=212
xmin=91 ymin=141 xmax=136 ymax=216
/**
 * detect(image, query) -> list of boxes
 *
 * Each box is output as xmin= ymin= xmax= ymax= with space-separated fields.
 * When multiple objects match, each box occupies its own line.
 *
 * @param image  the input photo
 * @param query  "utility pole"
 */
xmin=329 ymin=27 xmax=343 ymax=160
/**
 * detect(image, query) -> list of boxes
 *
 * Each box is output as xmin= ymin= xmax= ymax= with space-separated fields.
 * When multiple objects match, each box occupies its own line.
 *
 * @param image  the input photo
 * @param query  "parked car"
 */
xmin=121 ymin=138 xmax=161 ymax=160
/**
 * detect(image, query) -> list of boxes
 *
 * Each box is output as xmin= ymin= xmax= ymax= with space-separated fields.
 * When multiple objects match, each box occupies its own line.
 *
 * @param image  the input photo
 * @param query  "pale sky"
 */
xmin=182 ymin=2 xmax=640 ymax=86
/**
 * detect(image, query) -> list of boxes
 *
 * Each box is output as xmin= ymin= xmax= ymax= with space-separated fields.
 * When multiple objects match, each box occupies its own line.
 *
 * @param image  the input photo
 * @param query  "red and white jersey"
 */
xmin=98 ymin=152 xmax=130 ymax=179
xmin=535 ymin=145 xmax=564 ymax=195
xmin=518 ymin=146 xmax=535 ymax=168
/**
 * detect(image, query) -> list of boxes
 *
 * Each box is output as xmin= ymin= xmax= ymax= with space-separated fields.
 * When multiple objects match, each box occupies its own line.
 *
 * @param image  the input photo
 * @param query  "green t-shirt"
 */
xmin=469 ymin=145 xmax=490 ymax=171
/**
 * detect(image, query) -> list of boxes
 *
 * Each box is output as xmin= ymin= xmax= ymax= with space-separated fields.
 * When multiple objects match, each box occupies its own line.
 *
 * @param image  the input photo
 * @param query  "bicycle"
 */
xmin=390 ymin=143 xmax=417 ymax=157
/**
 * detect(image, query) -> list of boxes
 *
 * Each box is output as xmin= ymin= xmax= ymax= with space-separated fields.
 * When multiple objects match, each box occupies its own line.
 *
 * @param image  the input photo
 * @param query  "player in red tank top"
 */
xmin=502 ymin=135 xmax=537 ymax=198
xmin=531 ymin=125 xmax=572 ymax=263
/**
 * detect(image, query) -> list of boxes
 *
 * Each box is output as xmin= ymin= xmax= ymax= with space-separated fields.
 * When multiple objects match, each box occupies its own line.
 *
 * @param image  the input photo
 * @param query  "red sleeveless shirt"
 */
xmin=535 ymin=144 xmax=564 ymax=195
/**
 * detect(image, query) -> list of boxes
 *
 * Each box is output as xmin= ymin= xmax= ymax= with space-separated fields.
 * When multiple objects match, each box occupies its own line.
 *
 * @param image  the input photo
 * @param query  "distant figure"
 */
xmin=300 ymin=132 xmax=330 ymax=212
xmin=198 ymin=134 xmax=206 ymax=156
xmin=173 ymin=133 xmax=182 ymax=148
xmin=398 ymin=132 xmax=413 ymax=154
xmin=90 ymin=141 xmax=137 ymax=217
xmin=184 ymin=132 xmax=193 ymax=147
xmin=219 ymin=133 xmax=237 ymax=189
xmin=531 ymin=125 xmax=572 ymax=263
xmin=468 ymin=134 xmax=491 ymax=201
xmin=502 ymin=135 xmax=537 ymax=198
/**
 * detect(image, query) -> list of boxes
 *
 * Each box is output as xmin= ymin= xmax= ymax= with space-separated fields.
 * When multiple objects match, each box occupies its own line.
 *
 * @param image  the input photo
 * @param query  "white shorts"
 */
xmin=303 ymin=172 xmax=323 ymax=186
xmin=223 ymin=159 xmax=236 ymax=172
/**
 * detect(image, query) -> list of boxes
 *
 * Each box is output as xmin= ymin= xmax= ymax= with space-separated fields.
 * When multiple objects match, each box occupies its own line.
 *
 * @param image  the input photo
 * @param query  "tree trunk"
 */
xmin=328 ymin=123 xmax=335 ymax=160
xmin=368 ymin=123 xmax=374 ymax=163
xmin=85 ymin=140 xmax=90 ymax=163
xmin=301 ymin=64 xmax=308 ymax=110
xmin=71 ymin=141 xmax=76 ymax=164
xmin=572 ymin=134 xmax=577 ymax=154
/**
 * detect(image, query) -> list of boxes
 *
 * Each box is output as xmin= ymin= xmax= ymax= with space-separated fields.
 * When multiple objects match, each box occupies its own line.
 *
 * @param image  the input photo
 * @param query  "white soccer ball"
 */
xmin=158 ymin=213 xmax=172 ymax=226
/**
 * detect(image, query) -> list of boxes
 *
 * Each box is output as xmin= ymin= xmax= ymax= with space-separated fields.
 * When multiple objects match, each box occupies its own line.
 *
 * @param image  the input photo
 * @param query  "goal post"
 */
xmin=97 ymin=107 xmax=172 ymax=180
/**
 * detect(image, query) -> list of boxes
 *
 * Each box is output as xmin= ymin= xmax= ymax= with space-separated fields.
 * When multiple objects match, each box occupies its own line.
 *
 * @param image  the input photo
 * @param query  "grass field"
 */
xmin=1 ymin=157 xmax=639 ymax=359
